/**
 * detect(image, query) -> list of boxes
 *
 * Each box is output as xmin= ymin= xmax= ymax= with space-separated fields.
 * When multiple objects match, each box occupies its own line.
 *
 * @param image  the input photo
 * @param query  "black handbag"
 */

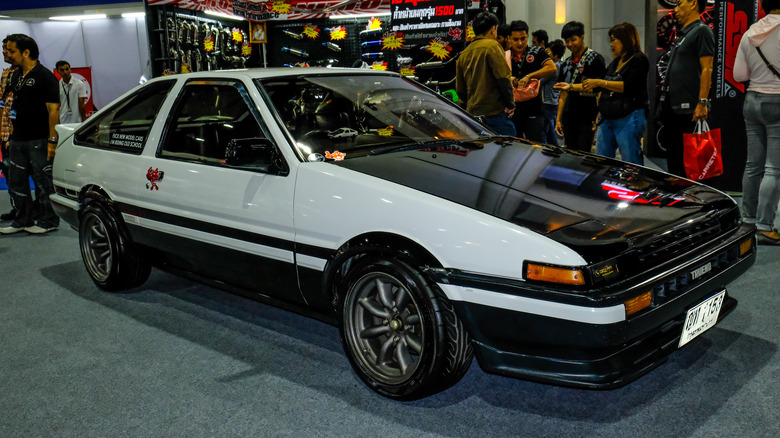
xmin=598 ymin=56 xmax=635 ymax=120
xmin=598 ymin=86 xmax=633 ymax=120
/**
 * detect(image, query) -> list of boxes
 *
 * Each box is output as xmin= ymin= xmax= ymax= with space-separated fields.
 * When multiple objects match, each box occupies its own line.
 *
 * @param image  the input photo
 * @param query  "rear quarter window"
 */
xmin=73 ymin=80 xmax=175 ymax=154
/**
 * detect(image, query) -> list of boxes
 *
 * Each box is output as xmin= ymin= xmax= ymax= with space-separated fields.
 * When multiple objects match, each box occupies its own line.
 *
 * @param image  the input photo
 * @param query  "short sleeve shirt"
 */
xmin=10 ymin=63 xmax=59 ymax=141
xmin=666 ymin=20 xmax=715 ymax=114
xmin=512 ymin=45 xmax=551 ymax=116
xmin=559 ymin=48 xmax=607 ymax=121
xmin=59 ymin=78 xmax=87 ymax=124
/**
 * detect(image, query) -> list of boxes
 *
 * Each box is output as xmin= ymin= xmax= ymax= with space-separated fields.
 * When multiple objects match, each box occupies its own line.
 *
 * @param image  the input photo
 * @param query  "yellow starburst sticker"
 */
xmin=426 ymin=38 xmax=452 ymax=60
xmin=377 ymin=126 xmax=394 ymax=136
xmin=399 ymin=66 xmax=416 ymax=76
xmin=181 ymin=63 xmax=191 ymax=74
xmin=382 ymin=32 xmax=405 ymax=51
xmin=367 ymin=18 xmax=383 ymax=30
xmin=242 ymin=44 xmax=252 ymax=56
xmin=232 ymin=28 xmax=243 ymax=42
xmin=203 ymin=37 xmax=215 ymax=51
xmin=371 ymin=62 xmax=388 ymax=71
xmin=303 ymin=24 xmax=320 ymax=39
xmin=270 ymin=1 xmax=292 ymax=14
xmin=466 ymin=25 xmax=475 ymax=41
xmin=330 ymin=26 xmax=347 ymax=41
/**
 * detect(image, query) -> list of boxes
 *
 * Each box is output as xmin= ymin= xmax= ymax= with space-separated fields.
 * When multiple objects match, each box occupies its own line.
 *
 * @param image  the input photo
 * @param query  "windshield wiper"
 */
xmin=368 ymin=138 xmax=491 ymax=156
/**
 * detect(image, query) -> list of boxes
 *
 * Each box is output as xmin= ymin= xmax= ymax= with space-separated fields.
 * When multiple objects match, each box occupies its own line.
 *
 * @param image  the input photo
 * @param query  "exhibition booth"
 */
xmin=0 ymin=0 xmax=770 ymax=191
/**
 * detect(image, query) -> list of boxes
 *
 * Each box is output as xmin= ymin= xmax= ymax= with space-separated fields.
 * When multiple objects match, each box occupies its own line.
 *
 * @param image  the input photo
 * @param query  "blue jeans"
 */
xmin=595 ymin=109 xmax=646 ymax=165
xmin=7 ymin=138 xmax=59 ymax=229
xmin=541 ymin=104 xmax=558 ymax=146
xmin=484 ymin=112 xmax=517 ymax=137
xmin=741 ymin=91 xmax=780 ymax=232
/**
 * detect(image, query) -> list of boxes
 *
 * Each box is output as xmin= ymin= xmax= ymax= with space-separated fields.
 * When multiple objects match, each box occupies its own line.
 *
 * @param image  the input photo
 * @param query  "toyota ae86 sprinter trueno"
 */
xmin=50 ymin=69 xmax=756 ymax=400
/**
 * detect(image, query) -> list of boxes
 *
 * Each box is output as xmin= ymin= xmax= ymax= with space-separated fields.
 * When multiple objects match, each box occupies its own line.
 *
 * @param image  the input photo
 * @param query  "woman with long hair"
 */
xmin=583 ymin=22 xmax=649 ymax=165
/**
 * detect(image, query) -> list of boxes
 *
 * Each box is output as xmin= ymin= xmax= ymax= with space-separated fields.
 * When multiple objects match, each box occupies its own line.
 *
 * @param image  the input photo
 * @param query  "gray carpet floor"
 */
xmin=1 ymin=193 xmax=779 ymax=438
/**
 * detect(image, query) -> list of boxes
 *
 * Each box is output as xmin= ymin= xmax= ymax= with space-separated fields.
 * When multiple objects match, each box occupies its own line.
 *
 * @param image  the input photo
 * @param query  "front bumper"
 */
xmin=433 ymin=223 xmax=756 ymax=389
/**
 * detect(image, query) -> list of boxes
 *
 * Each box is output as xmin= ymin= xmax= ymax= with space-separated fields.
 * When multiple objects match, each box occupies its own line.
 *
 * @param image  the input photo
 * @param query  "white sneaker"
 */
xmin=24 ymin=225 xmax=57 ymax=234
xmin=0 ymin=225 xmax=25 ymax=234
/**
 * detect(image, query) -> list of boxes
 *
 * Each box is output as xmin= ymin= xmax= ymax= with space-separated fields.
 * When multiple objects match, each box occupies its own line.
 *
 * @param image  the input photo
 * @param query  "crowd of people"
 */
xmin=0 ymin=33 xmax=88 ymax=236
xmin=455 ymin=0 xmax=780 ymax=244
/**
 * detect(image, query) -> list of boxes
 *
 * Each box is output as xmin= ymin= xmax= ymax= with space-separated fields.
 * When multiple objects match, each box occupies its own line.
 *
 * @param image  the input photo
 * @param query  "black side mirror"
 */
xmin=225 ymin=138 xmax=288 ymax=175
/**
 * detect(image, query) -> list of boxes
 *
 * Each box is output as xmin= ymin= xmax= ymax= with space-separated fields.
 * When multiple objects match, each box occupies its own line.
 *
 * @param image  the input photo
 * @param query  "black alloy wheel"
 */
xmin=79 ymin=203 xmax=150 ymax=291
xmin=339 ymin=256 xmax=473 ymax=400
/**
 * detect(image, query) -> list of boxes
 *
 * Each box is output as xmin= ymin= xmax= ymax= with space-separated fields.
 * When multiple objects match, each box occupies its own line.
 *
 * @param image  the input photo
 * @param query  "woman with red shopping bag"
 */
xmin=733 ymin=0 xmax=780 ymax=245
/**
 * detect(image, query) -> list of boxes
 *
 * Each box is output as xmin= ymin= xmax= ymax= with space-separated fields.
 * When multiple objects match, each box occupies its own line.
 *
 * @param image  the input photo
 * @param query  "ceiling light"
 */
xmin=121 ymin=12 xmax=146 ymax=18
xmin=50 ymin=14 xmax=107 ymax=21
xmin=204 ymin=10 xmax=244 ymax=20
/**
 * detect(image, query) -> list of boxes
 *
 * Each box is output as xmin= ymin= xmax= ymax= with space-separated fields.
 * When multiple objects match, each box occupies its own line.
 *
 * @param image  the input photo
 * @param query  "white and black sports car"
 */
xmin=51 ymin=69 xmax=756 ymax=400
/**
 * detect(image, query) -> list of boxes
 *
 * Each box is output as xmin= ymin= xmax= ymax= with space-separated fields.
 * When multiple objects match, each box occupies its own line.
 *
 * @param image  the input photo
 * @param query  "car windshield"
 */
xmin=257 ymin=74 xmax=490 ymax=160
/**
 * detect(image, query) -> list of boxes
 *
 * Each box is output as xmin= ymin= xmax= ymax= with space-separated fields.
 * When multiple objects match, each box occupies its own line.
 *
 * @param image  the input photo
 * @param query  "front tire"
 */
xmin=339 ymin=256 xmax=473 ymax=400
xmin=79 ymin=203 xmax=150 ymax=291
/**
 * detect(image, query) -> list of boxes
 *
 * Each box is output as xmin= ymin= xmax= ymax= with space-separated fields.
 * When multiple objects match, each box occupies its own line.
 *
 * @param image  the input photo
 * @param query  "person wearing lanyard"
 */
xmin=55 ymin=61 xmax=87 ymax=124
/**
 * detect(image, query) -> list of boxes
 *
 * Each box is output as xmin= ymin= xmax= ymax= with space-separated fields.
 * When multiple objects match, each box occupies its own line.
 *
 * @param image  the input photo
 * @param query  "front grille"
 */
xmin=651 ymin=244 xmax=740 ymax=305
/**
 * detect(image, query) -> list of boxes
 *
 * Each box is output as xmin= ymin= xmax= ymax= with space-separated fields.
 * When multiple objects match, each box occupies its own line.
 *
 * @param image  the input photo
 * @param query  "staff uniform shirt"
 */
xmin=512 ymin=45 xmax=551 ymax=116
xmin=456 ymin=36 xmax=515 ymax=117
xmin=59 ymin=78 xmax=87 ymax=124
xmin=666 ymin=20 xmax=715 ymax=113
xmin=559 ymin=48 xmax=607 ymax=121
xmin=9 ymin=63 xmax=59 ymax=141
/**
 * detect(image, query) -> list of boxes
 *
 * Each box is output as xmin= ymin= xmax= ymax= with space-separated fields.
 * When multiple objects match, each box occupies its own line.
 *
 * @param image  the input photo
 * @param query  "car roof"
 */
xmin=146 ymin=67 xmax=399 ymax=84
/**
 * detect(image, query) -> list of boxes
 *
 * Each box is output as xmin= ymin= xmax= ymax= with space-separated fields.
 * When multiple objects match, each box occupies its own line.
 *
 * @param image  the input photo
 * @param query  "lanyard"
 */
xmin=62 ymin=81 xmax=72 ymax=109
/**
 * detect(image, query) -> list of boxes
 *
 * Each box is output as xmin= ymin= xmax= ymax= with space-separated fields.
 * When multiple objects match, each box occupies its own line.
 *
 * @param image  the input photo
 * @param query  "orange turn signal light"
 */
xmin=625 ymin=291 xmax=652 ymax=316
xmin=739 ymin=238 xmax=753 ymax=257
xmin=526 ymin=263 xmax=585 ymax=285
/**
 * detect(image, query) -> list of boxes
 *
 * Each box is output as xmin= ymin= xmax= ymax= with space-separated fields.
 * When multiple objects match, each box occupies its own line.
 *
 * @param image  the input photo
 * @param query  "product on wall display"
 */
xmin=146 ymin=2 xmax=253 ymax=76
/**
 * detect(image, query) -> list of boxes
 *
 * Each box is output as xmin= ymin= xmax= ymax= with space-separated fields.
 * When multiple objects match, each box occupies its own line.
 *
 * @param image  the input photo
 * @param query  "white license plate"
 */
xmin=678 ymin=290 xmax=726 ymax=348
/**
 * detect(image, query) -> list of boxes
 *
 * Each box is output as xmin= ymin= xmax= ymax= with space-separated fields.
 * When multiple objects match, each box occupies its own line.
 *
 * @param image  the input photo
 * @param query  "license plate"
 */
xmin=678 ymin=290 xmax=726 ymax=348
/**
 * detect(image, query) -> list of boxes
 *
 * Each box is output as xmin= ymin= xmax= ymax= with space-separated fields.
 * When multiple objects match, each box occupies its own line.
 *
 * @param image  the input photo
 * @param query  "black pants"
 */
xmin=513 ymin=111 xmax=544 ymax=143
xmin=659 ymin=110 xmax=697 ymax=178
xmin=562 ymin=113 xmax=596 ymax=153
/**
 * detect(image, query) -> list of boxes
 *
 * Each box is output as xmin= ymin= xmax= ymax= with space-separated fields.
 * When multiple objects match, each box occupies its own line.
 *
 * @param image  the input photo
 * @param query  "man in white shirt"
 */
xmin=55 ymin=60 xmax=87 ymax=124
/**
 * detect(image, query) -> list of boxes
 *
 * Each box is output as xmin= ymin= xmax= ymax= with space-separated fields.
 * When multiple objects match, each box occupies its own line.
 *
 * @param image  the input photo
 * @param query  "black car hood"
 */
xmin=334 ymin=139 xmax=738 ymax=262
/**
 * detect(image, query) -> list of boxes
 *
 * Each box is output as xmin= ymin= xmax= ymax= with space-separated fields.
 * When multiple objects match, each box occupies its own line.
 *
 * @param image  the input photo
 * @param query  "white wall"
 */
xmin=3 ymin=16 xmax=148 ymax=110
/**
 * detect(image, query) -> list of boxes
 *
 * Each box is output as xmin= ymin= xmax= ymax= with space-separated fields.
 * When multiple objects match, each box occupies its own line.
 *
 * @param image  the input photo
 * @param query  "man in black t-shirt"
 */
xmin=0 ymin=34 xmax=60 ymax=235
xmin=509 ymin=20 xmax=557 ymax=142
xmin=554 ymin=21 xmax=607 ymax=152
xmin=659 ymin=0 xmax=714 ymax=177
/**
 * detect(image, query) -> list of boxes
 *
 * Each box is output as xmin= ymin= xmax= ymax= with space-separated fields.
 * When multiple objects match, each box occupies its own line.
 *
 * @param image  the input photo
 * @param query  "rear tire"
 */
xmin=79 ymin=203 xmax=150 ymax=291
xmin=339 ymin=256 xmax=473 ymax=400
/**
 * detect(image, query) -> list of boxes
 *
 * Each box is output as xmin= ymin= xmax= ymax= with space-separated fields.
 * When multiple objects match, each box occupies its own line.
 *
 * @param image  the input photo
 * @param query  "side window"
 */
xmin=74 ymin=80 xmax=175 ymax=153
xmin=160 ymin=81 xmax=266 ymax=166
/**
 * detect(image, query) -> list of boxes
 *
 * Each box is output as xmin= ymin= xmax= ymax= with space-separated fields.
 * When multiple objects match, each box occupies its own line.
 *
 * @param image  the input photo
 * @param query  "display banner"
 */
xmin=147 ymin=0 xmax=391 ymax=21
xmin=707 ymin=0 xmax=763 ymax=191
xmin=389 ymin=0 xmax=466 ymax=45
xmin=712 ymin=0 xmax=764 ymax=99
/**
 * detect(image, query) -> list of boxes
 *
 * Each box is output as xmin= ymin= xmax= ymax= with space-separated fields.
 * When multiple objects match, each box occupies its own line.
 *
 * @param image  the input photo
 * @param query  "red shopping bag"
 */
xmin=683 ymin=121 xmax=723 ymax=181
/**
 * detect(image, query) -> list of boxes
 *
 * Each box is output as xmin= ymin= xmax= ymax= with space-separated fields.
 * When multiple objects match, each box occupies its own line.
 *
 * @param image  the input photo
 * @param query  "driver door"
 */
xmin=133 ymin=78 xmax=303 ymax=303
